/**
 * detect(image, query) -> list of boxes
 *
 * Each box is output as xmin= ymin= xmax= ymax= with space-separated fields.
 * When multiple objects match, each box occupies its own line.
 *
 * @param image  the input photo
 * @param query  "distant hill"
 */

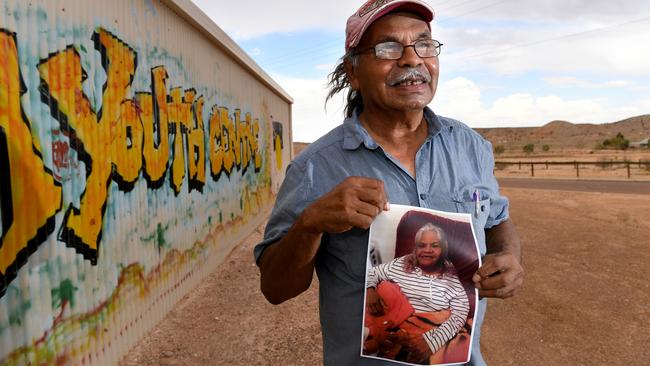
xmin=293 ymin=115 xmax=650 ymax=157
xmin=475 ymin=115 xmax=650 ymax=151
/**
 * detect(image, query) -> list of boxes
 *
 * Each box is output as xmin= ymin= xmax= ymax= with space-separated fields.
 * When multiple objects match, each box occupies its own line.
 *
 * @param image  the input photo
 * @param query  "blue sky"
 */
xmin=192 ymin=0 xmax=650 ymax=142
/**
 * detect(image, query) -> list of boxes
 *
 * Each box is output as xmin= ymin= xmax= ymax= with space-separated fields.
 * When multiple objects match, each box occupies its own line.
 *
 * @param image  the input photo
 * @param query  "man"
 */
xmin=254 ymin=0 xmax=524 ymax=365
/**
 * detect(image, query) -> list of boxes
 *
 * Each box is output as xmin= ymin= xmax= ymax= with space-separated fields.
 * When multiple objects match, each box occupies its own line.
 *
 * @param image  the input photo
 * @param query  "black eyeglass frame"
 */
xmin=355 ymin=39 xmax=443 ymax=60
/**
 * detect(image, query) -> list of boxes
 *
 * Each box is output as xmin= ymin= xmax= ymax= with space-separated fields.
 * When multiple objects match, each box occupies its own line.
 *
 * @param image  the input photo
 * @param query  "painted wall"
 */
xmin=0 ymin=0 xmax=292 ymax=364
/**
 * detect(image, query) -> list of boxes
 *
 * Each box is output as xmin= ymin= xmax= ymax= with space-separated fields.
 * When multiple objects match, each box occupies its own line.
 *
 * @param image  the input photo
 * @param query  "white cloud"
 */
xmin=440 ymin=0 xmax=650 ymax=22
xmin=604 ymin=80 xmax=633 ymax=88
xmin=192 ymin=0 xmax=650 ymax=40
xmin=544 ymin=76 xmax=634 ymax=89
xmin=190 ymin=0 xmax=357 ymax=39
xmin=432 ymin=77 xmax=647 ymax=127
xmin=271 ymin=74 xmax=345 ymax=142
xmin=440 ymin=19 xmax=650 ymax=76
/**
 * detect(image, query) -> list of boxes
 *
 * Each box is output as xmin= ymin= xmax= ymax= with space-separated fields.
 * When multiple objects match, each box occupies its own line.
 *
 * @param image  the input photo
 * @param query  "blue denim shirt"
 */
xmin=254 ymin=107 xmax=508 ymax=366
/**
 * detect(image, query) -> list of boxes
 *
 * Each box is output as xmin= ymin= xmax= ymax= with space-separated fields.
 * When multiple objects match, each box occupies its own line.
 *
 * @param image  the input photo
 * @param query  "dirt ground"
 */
xmin=120 ymin=186 xmax=649 ymax=366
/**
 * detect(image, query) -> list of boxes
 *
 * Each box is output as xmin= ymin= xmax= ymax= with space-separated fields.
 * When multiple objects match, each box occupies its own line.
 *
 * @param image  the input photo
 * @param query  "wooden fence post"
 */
xmin=576 ymin=161 xmax=580 ymax=178
xmin=627 ymin=163 xmax=631 ymax=179
xmin=531 ymin=163 xmax=535 ymax=177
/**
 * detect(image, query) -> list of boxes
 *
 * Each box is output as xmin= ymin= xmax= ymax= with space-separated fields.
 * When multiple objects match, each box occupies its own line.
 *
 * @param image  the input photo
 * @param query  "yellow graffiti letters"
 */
xmin=111 ymin=99 xmax=143 ymax=189
xmin=234 ymin=110 xmax=249 ymax=172
xmin=252 ymin=118 xmax=262 ymax=172
xmin=168 ymin=88 xmax=192 ymax=194
xmin=188 ymin=96 xmax=206 ymax=191
xmin=208 ymin=106 xmax=224 ymax=180
xmin=220 ymin=107 xmax=236 ymax=175
xmin=38 ymin=29 xmax=136 ymax=261
xmin=0 ymin=30 xmax=62 ymax=288
xmin=138 ymin=67 xmax=170 ymax=187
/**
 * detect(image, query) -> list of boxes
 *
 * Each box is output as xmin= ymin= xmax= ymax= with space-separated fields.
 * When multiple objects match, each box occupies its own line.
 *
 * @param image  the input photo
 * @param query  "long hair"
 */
xmin=325 ymin=49 xmax=364 ymax=118
xmin=404 ymin=223 xmax=454 ymax=275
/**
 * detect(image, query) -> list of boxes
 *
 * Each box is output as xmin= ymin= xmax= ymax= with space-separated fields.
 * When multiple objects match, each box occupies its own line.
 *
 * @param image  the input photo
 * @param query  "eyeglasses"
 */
xmin=357 ymin=39 xmax=443 ymax=60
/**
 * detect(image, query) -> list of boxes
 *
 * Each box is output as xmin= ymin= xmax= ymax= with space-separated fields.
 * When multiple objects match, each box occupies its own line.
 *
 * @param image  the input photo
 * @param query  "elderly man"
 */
xmin=254 ymin=0 xmax=524 ymax=365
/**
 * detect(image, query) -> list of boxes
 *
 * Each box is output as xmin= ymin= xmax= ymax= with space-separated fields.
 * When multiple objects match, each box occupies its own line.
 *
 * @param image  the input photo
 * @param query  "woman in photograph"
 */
xmin=364 ymin=223 xmax=470 ymax=364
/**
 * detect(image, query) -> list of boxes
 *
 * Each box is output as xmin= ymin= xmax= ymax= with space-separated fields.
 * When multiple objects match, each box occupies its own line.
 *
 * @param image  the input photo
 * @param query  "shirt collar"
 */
xmin=342 ymin=107 xmax=448 ymax=151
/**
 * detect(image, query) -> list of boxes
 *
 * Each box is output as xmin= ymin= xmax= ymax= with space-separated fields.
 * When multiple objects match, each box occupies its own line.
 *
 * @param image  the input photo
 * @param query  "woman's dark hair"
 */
xmin=325 ymin=49 xmax=364 ymax=118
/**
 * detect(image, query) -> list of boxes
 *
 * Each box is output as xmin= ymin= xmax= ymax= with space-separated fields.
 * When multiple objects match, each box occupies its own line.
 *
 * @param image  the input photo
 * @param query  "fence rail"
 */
xmin=495 ymin=160 xmax=650 ymax=179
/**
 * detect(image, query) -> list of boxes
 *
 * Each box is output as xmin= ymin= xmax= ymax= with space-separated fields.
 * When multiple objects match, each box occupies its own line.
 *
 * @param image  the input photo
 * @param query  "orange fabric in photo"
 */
xmin=365 ymin=281 xmax=414 ymax=330
xmin=364 ymin=281 xmax=414 ymax=354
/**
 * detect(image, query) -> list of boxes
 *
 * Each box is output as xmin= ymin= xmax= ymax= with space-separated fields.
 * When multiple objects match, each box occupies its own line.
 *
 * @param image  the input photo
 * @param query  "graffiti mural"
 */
xmin=0 ymin=1 xmax=291 ymax=365
xmin=272 ymin=121 xmax=284 ymax=170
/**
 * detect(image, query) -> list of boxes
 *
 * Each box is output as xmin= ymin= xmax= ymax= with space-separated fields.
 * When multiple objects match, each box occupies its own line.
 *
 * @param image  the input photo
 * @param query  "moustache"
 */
xmin=388 ymin=68 xmax=432 ymax=87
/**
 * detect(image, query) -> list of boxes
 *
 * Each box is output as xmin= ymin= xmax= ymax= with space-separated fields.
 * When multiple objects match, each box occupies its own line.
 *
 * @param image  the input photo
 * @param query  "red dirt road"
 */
xmin=121 ymin=187 xmax=649 ymax=365
xmin=498 ymin=177 xmax=650 ymax=195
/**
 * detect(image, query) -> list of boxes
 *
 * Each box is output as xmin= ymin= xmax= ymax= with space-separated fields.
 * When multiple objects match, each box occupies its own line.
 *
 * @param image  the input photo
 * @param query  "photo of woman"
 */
xmin=362 ymin=205 xmax=480 ymax=365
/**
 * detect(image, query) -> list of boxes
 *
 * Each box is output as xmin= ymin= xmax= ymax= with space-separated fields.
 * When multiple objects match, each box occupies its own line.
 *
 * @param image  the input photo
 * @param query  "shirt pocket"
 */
xmin=451 ymin=189 xmax=490 ymax=227
xmin=451 ymin=188 xmax=490 ymax=255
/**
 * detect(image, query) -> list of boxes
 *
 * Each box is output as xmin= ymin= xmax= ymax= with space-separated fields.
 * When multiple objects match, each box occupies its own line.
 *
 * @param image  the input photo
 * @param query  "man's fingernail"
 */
xmin=385 ymin=202 xmax=390 ymax=210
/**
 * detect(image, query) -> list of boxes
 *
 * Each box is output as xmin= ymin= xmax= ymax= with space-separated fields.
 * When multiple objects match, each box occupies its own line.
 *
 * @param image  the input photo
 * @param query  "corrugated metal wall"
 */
xmin=0 ymin=0 xmax=292 ymax=364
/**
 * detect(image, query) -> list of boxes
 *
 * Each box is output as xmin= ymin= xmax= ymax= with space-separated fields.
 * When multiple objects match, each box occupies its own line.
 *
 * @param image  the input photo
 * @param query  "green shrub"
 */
xmin=523 ymin=143 xmax=534 ymax=154
xmin=494 ymin=145 xmax=505 ymax=154
xmin=542 ymin=144 xmax=550 ymax=152
xmin=601 ymin=132 xmax=629 ymax=150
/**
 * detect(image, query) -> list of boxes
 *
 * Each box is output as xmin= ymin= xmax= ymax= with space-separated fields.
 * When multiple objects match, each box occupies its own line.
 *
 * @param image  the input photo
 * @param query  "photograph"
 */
xmin=361 ymin=205 xmax=481 ymax=366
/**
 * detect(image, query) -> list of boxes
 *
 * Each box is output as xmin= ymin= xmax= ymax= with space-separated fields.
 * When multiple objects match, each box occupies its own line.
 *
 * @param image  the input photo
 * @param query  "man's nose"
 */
xmin=398 ymin=45 xmax=423 ymax=68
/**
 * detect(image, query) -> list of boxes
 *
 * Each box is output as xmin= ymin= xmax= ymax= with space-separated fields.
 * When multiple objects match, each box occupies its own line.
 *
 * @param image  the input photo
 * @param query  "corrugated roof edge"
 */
xmin=163 ymin=0 xmax=294 ymax=104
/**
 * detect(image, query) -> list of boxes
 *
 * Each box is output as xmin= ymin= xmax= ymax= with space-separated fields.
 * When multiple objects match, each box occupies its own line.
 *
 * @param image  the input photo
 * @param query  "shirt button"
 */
xmin=419 ymin=193 xmax=427 ymax=200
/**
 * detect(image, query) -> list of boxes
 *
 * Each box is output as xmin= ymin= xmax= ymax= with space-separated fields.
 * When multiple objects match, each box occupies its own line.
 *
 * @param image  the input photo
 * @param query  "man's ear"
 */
xmin=344 ymin=58 xmax=360 ymax=91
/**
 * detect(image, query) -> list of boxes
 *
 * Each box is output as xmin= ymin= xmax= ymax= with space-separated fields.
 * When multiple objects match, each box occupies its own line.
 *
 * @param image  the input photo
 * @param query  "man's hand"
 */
xmin=366 ymin=287 xmax=386 ymax=316
xmin=300 ymin=176 xmax=388 ymax=234
xmin=474 ymin=219 xmax=524 ymax=298
xmin=259 ymin=176 xmax=387 ymax=304
xmin=472 ymin=252 xmax=523 ymax=298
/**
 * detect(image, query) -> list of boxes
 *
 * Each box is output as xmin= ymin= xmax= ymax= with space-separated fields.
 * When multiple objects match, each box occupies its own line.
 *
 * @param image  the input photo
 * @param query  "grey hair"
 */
xmin=414 ymin=223 xmax=449 ymax=261
xmin=325 ymin=49 xmax=364 ymax=118
xmin=404 ymin=222 xmax=454 ymax=274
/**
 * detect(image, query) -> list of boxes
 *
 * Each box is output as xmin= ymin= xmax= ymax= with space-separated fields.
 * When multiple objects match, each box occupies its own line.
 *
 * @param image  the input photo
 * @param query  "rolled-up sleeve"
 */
xmin=253 ymin=161 xmax=312 ymax=264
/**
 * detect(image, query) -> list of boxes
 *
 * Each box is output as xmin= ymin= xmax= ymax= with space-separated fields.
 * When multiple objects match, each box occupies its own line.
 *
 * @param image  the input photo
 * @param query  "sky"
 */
xmin=191 ymin=0 xmax=650 ymax=142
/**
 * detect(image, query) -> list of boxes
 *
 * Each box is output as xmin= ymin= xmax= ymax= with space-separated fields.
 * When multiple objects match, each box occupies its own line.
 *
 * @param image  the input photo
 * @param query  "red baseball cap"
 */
xmin=345 ymin=0 xmax=435 ymax=52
